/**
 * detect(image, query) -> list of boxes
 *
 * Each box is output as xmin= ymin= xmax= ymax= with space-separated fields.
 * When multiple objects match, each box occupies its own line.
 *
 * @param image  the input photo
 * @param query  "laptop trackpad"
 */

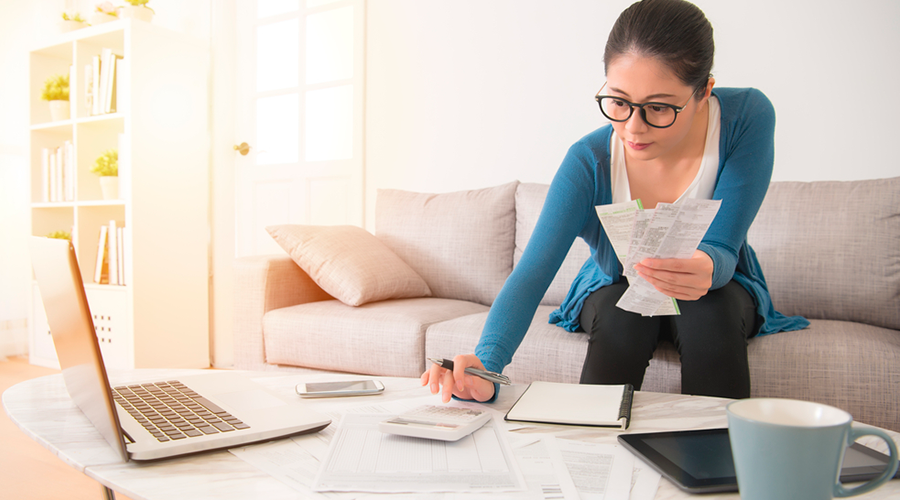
xmin=215 ymin=390 xmax=287 ymax=412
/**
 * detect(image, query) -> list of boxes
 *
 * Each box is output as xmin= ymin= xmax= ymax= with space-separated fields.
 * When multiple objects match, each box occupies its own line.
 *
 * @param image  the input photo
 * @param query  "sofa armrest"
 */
xmin=233 ymin=254 xmax=333 ymax=369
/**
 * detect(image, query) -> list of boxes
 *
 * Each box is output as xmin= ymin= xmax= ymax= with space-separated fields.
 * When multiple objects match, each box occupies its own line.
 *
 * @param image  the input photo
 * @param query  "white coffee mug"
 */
xmin=727 ymin=398 xmax=898 ymax=500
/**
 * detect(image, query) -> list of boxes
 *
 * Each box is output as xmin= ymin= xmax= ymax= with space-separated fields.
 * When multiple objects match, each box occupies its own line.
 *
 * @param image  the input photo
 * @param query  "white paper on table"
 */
xmin=510 ymin=436 xmax=581 ymax=500
xmin=630 ymin=457 xmax=662 ymax=500
xmin=553 ymin=438 xmax=634 ymax=500
xmin=312 ymin=412 xmax=526 ymax=494
xmin=230 ymin=438 xmax=352 ymax=500
xmin=231 ymin=394 xmax=485 ymax=494
xmin=358 ymin=435 xmax=582 ymax=500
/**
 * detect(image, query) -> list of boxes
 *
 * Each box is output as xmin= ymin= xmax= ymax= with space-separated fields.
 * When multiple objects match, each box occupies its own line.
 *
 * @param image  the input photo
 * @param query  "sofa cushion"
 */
xmin=747 ymin=319 xmax=900 ymax=432
xmin=747 ymin=177 xmax=900 ymax=330
xmin=515 ymin=183 xmax=593 ymax=306
xmin=266 ymin=224 xmax=432 ymax=306
xmin=376 ymin=181 xmax=518 ymax=306
xmin=263 ymin=297 xmax=488 ymax=377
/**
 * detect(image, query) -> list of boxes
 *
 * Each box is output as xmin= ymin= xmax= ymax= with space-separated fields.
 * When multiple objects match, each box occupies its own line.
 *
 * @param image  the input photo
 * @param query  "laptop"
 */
xmin=28 ymin=236 xmax=331 ymax=461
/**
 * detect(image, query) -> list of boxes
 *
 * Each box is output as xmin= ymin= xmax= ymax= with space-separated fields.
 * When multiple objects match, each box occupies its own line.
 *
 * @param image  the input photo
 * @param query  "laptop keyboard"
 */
xmin=113 ymin=381 xmax=250 ymax=442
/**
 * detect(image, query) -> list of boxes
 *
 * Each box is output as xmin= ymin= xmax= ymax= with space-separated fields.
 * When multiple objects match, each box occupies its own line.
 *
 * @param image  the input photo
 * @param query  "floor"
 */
xmin=0 ymin=355 xmax=134 ymax=500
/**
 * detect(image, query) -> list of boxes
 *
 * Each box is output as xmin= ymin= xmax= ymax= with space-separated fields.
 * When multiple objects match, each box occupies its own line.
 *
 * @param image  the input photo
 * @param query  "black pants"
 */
xmin=578 ymin=279 xmax=758 ymax=399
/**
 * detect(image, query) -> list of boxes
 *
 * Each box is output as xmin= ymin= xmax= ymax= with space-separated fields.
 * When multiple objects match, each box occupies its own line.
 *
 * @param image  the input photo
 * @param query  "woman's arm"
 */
xmin=475 ymin=140 xmax=600 ymax=374
xmin=700 ymin=88 xmax=776 ymax=290
xmin=422 ymin=136 xmax=606 ymax=402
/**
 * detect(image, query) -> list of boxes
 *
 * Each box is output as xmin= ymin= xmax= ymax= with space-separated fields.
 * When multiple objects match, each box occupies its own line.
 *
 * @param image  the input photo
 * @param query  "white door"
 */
xmin=234 ymin=0 xmax=365 ymax=257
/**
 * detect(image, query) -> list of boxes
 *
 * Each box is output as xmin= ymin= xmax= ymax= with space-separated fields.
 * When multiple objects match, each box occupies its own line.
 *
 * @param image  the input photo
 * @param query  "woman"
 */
xmin=423 ymin=0 xmax=808 ymax=403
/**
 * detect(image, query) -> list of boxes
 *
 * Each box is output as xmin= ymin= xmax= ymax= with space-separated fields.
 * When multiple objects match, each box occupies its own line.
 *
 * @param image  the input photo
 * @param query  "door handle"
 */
xmin=233 ymin=142 xmax=251 ymax=156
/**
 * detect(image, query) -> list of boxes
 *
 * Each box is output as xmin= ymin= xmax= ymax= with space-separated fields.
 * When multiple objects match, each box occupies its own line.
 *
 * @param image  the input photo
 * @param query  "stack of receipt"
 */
xmin=596 ymin=198 xmax=721 ymax=316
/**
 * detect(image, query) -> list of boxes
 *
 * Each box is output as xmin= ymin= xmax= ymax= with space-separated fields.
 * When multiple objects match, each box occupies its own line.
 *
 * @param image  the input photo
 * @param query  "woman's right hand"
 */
xmin=420 ymin=354 xmax=497 ymax=403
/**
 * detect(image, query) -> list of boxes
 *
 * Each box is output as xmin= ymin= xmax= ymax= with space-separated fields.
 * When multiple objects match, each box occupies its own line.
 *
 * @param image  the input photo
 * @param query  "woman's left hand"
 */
xmin=633 ymin=249 xmax=713 ymax=301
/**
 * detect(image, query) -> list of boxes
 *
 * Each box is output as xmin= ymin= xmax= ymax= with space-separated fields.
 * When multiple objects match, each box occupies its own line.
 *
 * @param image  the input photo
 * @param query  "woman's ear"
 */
xmin=703 ymin=77 xmax=716 ymax=100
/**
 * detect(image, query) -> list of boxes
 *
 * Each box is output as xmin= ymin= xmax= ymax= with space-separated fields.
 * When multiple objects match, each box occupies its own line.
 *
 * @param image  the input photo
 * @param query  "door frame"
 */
xmin=209 ymin=0 xmax=237 ymax=367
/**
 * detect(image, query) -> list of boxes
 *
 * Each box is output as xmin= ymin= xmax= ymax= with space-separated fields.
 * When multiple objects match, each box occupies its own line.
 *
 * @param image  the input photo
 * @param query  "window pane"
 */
xmin=306 ymin=6 xmax=354 ymax=85
xmin=305 ymin=85 xmax=353 ymax=162
xmin=257 ymin=93 xmax=299 ymax=165
xmin=257 ymin=19 xmax=299 ymax=92
xmin=258 ymin=0 xmax=299 ymax=18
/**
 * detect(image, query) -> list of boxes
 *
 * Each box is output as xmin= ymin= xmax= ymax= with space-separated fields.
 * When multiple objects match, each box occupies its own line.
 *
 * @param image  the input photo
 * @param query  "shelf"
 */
xmin=28 ymin=20 xmax=210 ymax=370
xmin=31 ymin=120 xmax=74 ymax=131
xmin=75 ymin=199 xmax=126 ymax=207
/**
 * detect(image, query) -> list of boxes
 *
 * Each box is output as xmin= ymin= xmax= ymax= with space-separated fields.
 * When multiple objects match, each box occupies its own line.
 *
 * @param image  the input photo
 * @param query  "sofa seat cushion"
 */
xmin=613 ymin=319 xmax=900 ymax=431
xmin=263 ymin=298 xmax=488 ymax=377
xmin=747 ymin=319 xmax=900 ymax=432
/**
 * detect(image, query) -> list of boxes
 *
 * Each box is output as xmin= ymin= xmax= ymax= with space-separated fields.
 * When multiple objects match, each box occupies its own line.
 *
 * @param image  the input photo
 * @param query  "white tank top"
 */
xmin=610 ymin=96 xmax=721 ymax=205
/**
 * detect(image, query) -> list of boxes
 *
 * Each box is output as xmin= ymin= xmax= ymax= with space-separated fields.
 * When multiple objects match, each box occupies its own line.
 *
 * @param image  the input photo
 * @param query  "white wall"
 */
xmin=365 ymin=0 xmax=900 ymax=228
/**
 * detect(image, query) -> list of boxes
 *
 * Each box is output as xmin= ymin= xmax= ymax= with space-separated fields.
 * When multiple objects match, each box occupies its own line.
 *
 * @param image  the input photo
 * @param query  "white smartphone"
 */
xmin=295 ymin=379 xmax=385 ymax=398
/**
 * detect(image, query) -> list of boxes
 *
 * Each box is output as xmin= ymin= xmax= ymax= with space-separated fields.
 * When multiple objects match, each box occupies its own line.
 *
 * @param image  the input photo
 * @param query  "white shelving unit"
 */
xmin=28 ymin=19 xmax=210 ymax=370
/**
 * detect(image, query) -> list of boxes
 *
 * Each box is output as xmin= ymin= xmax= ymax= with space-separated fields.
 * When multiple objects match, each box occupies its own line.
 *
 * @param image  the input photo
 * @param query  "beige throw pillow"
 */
xmin=267 ymin=225 xmax=432 ymax=307
xmin=376 ymin=181 xmax=519 ymax=306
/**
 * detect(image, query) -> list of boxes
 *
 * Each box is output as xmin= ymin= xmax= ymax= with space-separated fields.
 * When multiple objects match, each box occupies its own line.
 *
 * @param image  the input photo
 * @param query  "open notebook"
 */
xmin=505 ymin=381 xmax=634 ymax=430
xmin=28 ymin=236 xmax=331 ymax=461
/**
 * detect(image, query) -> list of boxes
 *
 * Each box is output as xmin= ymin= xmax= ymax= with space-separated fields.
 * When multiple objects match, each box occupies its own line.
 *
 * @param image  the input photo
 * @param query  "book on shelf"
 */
xmin=64 ymin=141 xmax=74 ymax=202
xmin=41 ymin=141 xmax=74 ymax=203
xmin=117 ymin=226 xmax=125 ymax=285
xmin=108 ymin=220 xmax=118 ymax=285
xmin=94 ymin=225 xmax=109 ymax=284
xmin=93 ymin=220 xmax=127 ymax=286
xmin=92 ymin=54 xmax=101 ymax=116
xmin=84 ymin=63 xmax=93 ymax=115
xmin=41 ymin=148 xmax=50 ymax=202
xmin=90 ymin=48 xmax=122 ymax=116
xmin=105 ymin=54 xmax=122 ymax=114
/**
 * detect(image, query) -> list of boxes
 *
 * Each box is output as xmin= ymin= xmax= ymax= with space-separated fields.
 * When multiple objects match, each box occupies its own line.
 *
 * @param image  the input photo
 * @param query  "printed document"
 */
xmin=313 ymin=412 xmax=526 ymax=493
xmin=555 ymin=438 xmax=634 ymax=500
xmin=597 ymin=198 xmax=721 ymax=316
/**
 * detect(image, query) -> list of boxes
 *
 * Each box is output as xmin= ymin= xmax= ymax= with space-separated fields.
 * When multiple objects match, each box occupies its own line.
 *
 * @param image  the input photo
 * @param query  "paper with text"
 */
xmin=312 ymin=413 xmax=526 ymax=493
xmin=554 ymin=438 xmax=634 ymax=500
xmin=597 ymin=198 xmax=721 ymax=316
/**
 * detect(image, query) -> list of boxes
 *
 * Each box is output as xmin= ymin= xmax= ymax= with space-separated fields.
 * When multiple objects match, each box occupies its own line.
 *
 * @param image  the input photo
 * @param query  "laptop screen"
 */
xmin=28 ymin=236 xmax=129 ymax=462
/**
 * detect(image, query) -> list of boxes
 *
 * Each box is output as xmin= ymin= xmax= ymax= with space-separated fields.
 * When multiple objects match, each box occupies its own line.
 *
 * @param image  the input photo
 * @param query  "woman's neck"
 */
xmin=625 ymin=100 xmax=710 ymax=208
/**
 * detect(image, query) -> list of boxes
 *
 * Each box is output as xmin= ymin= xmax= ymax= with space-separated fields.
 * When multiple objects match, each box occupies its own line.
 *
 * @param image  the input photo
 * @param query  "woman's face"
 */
xmin=604 ymin=54 xmax=710 ymax=163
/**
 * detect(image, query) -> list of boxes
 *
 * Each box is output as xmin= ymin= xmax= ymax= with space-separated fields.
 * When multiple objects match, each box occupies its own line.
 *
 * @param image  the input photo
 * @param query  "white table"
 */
xmin=4 ymin=369 xmax=899 ymax=499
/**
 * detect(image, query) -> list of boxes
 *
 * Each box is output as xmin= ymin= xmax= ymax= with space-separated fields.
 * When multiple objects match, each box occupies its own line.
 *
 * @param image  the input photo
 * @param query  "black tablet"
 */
xmin=618 ymin=428 xmax=899 ymax=494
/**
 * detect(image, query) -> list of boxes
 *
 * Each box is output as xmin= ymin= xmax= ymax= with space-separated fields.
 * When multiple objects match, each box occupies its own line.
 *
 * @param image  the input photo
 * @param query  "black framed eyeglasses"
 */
xmin=594 ymin=83 xmax=698 ymax=129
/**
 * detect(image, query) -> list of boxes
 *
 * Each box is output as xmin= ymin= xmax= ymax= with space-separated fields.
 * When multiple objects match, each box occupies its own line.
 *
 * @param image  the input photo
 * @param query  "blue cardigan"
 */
xmin=474 ymin=87 xmax=809 ymax=377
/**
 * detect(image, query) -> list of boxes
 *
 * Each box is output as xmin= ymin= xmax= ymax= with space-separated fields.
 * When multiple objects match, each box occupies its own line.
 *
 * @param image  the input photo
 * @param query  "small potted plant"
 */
xmin=46 ymin=230 xmax=72 ymax=241
xmin=41 ymin=74 xmax=70 ymax=122
xmin=91 ymin=2 xmax=119 ymax=25
xmin=119 ymin=0 xmax=154 ymax=23
xmin=91 ymin=148 xmax=119 ymax=200
xmin=60 ymin=12 xmax=88 ymax=33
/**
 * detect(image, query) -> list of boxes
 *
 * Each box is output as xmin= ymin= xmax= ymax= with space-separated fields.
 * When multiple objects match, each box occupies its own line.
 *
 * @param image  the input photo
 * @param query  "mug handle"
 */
xmin=834 ymin=425 xmax=899 ymax=498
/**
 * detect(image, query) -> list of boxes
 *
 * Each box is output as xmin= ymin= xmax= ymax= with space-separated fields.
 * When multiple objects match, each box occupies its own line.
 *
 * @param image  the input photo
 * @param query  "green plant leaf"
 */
xmin=91 ymin=148 xmax=119 ymax=177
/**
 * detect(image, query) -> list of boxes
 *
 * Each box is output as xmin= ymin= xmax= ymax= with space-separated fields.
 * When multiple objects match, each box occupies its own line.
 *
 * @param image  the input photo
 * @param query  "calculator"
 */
xmin=378 ymin=405 xmax=492 ymax=441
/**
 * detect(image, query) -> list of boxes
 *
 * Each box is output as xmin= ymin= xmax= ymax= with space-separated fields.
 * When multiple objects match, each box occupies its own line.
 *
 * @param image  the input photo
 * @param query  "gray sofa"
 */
xmin=234 ymin=177 xmax=900 ymax=432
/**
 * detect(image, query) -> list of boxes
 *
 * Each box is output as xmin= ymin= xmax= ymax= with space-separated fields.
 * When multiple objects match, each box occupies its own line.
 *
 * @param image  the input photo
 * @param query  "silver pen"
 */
xmin=428 ymin=357 xmax=511 ymax=385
